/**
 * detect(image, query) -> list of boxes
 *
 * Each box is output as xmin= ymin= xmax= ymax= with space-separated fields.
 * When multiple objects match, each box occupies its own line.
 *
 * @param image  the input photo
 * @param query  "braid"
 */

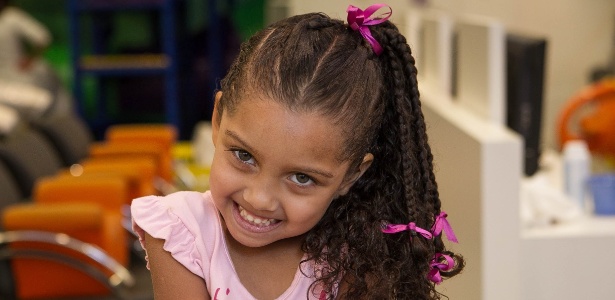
xmin=368 ymin=25 xmax=431 ymax=298
xmin=381 ymin=26 xmax=446 ymax=248
xmin=382 ymin=32 xmax=420 ymax=219
xmin=376 ymin=22 xmax=465 ymax=291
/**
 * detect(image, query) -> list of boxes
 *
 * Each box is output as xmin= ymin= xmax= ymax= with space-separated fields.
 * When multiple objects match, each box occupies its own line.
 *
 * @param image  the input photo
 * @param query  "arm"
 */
xmin=335 ymin=279 xmax=349 ymax=300
xmin=144 ymin=232 xmax=210 ymax=300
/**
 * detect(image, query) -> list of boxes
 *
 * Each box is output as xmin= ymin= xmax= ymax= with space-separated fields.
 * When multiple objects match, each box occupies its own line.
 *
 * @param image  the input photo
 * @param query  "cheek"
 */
xmin=209 ymin=152 xmax=247 ymax=197
xmin=209 ymin=153 xmax=232 ymax=195
xmin=288 ymin=195 xmax=334 ymax=224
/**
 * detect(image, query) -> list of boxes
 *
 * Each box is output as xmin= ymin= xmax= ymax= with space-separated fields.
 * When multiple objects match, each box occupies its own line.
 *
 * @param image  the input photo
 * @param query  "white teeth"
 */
xmin=238 ymin=205 xmax=277 ymax=227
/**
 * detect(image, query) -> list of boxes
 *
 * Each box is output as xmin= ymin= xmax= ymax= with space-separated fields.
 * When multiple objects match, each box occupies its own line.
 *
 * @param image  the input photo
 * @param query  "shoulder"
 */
xmin=131 ymin=190 xmax=219 ymax=242
xmin=131 ymin=191 xmax=219 ymax=279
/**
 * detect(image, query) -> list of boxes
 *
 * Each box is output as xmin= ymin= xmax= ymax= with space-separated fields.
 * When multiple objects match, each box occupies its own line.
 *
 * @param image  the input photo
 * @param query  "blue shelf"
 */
xmin=68 ymin=0 xmax=181 ymax=135
xmin=78 ymin=54 xmax=169 ymax=76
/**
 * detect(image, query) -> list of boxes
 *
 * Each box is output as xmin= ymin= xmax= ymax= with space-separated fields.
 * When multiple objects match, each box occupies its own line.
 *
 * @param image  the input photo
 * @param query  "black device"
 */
xmin=506 ymin=33 xmax=548 ymax=176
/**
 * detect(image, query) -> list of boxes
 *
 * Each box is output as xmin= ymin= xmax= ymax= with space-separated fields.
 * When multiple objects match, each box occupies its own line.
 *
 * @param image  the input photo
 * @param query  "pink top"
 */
xmin=131 ymin=191 xmax=327 ymax=299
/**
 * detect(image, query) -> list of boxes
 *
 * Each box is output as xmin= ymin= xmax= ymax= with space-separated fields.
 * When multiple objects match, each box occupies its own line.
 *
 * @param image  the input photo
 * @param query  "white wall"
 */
xmin=278 ymin=0 xmax=615 ymax=151
xmin=282 ymin=0 xmax=411 ymax=25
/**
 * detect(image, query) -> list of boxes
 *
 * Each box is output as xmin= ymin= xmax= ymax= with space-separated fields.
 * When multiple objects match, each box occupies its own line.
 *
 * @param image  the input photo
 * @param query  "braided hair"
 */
xmin=217 ymin=11 xmax=464 ymax=300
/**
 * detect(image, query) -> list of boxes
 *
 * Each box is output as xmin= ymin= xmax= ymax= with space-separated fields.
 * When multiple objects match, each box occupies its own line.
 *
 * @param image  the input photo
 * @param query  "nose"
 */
xmin=242 ymin=175 xmax=279 ymax=212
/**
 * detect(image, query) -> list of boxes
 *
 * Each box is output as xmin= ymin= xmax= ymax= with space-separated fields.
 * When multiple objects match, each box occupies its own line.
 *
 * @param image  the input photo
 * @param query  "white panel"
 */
xmin=423 ymin=94 xmax=522 ymax=300
xmin=455 ymin=15 xmax=505 ymax=125
xmin=404 ymin=10 xmax=423 ymax=67
xmin=419 ymin=12 xmax=453 ymax=98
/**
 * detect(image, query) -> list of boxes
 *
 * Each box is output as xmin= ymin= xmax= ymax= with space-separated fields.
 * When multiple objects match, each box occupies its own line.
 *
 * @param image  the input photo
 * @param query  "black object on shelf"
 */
xmin=506 ymin=33 xmax=548 ymax=176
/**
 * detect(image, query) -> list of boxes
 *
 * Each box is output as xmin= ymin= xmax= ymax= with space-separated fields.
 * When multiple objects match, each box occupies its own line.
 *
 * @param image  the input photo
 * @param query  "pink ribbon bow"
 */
xmin=431 ymin=212 xmax=458 ymax=243
xmin=346 ymin=3 xmax=392 ymax=55
xmin=428 ymin=253 xmax=455 ymax=284
xmin=381 ymin=222 xmax=433 ymax=240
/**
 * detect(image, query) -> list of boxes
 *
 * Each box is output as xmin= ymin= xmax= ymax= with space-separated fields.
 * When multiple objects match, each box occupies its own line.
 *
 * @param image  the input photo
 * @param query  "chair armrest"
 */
xmin=0 ymin=230 xmax=135 ymax=288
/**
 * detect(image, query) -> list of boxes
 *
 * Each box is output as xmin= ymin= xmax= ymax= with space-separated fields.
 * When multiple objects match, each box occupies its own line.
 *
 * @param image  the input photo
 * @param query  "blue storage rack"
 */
xmin=68 ymin=0 xmax=181 ymax=134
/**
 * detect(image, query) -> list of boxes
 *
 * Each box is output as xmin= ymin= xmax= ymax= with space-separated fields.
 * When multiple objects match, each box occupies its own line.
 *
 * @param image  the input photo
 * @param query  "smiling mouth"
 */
xmin=238 ymin=205 xmax=280 ymax=227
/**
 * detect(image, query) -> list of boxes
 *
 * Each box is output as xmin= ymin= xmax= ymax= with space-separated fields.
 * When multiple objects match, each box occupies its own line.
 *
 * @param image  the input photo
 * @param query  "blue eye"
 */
xmin=233 ymin=150 xmax=255 ymax=165
xmin=290 ymin=173 xmax=313 ymax=186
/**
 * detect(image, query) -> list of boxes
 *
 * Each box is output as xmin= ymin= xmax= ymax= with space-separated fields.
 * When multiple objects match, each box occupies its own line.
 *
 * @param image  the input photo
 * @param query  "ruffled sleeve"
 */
xmin=131 ymin=191 xmax=216 ymax=279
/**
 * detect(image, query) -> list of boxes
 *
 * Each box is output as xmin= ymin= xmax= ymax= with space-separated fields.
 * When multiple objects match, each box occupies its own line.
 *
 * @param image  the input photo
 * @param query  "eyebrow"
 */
xmin=299 ymin=167 xmax=334 ymax=179
xmin=224 ymin=129 xmax=335 ymax=179
xmin=225 ymin=129 xmax=259 ymax=157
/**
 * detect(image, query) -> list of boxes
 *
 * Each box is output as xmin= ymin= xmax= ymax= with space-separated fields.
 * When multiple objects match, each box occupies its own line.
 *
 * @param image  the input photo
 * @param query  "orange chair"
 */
xmin=89 ymin=141 xmax=172 ymax=183
xmin=103 ymin=123 xmax=178 ymax=182
xmin=2 ymin=176 xmax=131 ymax=299
xmin=106 ymin=123 xmax=177 ymax=152
xmin=31 ymin=114 xmax=178 ymax=186
xmin=58 ymin=156 xmax=159 ymax=200
xmin=34 ymin=176 xmax=129 ymax=214
xmin=557 ymin=79 xmax=615 ymax=158
xmin=31 ymin=114 xmax=177 ymax=167
xmin=0 ymin=119 xmax=167 ymax=298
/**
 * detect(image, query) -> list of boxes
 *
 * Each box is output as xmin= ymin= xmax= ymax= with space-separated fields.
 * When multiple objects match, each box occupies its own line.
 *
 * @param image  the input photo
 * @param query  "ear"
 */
xmin=338 ymin=153 xmax=374 ymax=196
xmin=211 ymin=91 xmax=222 ymax=146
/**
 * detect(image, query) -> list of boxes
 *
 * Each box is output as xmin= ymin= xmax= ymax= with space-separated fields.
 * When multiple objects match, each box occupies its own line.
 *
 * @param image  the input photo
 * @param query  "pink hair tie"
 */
xmin=381 ymin=222 xmax=433 ymax=240
xmin=428 ymin=253 xmax=455 ymax=284
xmin=346 ymin=3 xmax=392 ymax=55
xmin=432 ymin=211 xmax=458 ymax=243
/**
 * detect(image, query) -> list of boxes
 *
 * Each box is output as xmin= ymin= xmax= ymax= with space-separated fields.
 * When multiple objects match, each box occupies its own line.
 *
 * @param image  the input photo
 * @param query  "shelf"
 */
xmin=520 ymin=150 xmax=615 ymax=239
xmin=69 ymin=0 xmax=189 ymax=138
xmin=78 ymin=54 xmax=169 ymax=76
xmin=522 ymin=215 xmax=615 ymax=239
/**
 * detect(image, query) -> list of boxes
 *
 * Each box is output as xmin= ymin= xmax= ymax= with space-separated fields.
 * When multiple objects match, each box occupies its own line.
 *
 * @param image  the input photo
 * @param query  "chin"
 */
xmin=226 ymin=226 xmax=279 ymax=248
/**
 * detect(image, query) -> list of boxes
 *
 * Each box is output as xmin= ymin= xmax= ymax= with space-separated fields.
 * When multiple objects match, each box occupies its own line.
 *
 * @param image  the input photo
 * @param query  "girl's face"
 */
xmin=209 ymin=93 xmax=371 ymax=248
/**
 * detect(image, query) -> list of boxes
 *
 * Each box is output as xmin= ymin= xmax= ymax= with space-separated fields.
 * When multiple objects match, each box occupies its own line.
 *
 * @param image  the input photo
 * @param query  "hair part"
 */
xmin=218 ymin=12 xmax=464 ymax=300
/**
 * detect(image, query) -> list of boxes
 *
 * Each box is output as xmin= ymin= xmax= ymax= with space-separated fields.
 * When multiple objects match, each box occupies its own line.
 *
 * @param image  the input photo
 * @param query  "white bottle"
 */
xmin=562 ymin=140 xmax=591 ymax=211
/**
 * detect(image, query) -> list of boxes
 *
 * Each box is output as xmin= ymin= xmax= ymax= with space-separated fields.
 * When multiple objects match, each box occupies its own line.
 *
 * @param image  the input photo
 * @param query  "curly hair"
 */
xmin=217 ymin=12 xmax=464 ymax=300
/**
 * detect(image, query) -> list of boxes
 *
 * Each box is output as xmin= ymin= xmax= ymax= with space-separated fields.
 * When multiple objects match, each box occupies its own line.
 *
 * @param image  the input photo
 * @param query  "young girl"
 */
xmin=132 ymin=3 xmax=464 ymax=299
